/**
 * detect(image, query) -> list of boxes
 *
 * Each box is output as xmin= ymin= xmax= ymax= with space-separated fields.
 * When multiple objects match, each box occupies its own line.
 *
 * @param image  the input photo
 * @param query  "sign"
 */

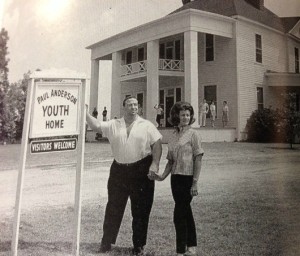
xmin=30 ymin=82 xmax=81 ymax=138
xmin=30 ymin=138 xmax=77 ymax=154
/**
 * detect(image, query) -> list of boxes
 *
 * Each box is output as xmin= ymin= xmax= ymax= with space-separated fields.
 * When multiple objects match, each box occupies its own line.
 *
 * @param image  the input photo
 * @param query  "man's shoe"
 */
xmin=132 ymin=246 xmax=144 ymax=255
xmin=98 ymin=242 xmax=111 ymax=253
xmin=184 ymin=246 xmax=197 ymax=256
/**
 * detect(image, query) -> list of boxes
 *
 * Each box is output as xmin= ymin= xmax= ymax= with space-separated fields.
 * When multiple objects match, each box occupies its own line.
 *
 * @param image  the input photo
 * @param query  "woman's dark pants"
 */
xmin=171 ymin=174 xmax=197 ymax=254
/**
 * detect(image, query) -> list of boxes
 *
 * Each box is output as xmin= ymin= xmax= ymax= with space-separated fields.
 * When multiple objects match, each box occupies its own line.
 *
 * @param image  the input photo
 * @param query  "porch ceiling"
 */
xmin=265 ymin=72 xmax=300 ymax=87
xmin=88 ymin=9 xmax=235 ymax=60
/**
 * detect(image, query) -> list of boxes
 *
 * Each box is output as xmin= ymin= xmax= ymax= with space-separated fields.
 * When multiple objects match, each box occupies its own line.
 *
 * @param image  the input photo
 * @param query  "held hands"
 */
xmin=147 ymin=163 xmax=165 ymax=181
xmin=147 ymin=163 xmax=159 ymax=180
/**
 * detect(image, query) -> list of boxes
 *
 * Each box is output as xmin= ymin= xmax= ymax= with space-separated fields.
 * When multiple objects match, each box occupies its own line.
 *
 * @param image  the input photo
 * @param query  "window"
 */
xmin=205 ymin=34 xmax=214 ymax=62
xmin=159 ymin=40 xmax=182 ymax=60
xmin=255 ymin=34 xmax=262 ymax=63
xmin=176 ymin=88 xmax=182 ymax=102
xmin=257 ymin=87 xmax=264 ymax=110
xmin=159 ymin=43 xmax=165 ymax=59
xmin=295 ymin=48 xmax=299 ymax=73
xmin=126 ymin=51 xmax=132 ymax=64
xmin=175 ymin=40 xmax=181 ymax=60
xmin=138 ymin=48 xmax=145 ymax=62
xmin=166 ymin=42 xmax=173 ymax=59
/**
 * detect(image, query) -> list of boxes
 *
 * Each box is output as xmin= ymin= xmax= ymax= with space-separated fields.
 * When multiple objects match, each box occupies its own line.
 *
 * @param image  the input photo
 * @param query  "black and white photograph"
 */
xmin=1 ymin=0 xmax=300 ymax=255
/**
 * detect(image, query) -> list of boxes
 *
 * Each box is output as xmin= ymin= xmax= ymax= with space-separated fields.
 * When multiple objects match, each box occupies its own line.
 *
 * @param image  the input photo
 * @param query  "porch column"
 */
xmin=89 ymin=59 xmax=99 ymax=114
xmin=111 ymin=51 xmax=122 ymax=119
xmin=146 ymin=40 xmax=159 ymax=125
xmin=184 ymin=31 xmax=199 ymax=127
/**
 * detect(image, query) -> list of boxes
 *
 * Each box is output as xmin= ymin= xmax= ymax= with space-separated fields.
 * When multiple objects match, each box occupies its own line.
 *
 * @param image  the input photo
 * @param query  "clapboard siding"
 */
xmin=236 ymin=19 xmax=290 ymax=133
xmin=198 ymin=33 xmax=238 ymax=128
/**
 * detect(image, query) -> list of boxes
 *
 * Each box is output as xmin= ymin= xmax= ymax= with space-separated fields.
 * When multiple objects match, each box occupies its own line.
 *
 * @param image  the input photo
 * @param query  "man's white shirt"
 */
xmin=100 ymin=116 xmax=162 ymax=164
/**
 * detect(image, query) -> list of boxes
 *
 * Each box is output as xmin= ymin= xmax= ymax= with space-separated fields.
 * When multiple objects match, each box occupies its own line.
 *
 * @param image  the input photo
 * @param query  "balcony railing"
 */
xmin=120 ymin=59 xmax=184 ymax=77
xmin=121 ymin=61 xmax=147 ymax=76
xmin=159 ymin=59 xmax=184 ymax=71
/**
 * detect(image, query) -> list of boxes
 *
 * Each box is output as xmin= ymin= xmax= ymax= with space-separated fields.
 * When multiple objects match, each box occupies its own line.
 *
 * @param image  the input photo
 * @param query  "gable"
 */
xmin=289 ymin=20 xmax=300 ymax=39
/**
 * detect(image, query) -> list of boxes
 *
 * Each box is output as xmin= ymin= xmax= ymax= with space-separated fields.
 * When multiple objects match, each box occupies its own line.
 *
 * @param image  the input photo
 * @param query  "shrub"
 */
xmin=246 ymin=108 xmax=280 ymax=142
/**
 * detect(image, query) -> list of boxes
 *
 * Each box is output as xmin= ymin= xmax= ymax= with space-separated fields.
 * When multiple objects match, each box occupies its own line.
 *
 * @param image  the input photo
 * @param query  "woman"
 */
xmin=222 ymin=101 xmax=229 ymax=127
xmin=210 ymin=100 xmax=216 ymax=127
xmin=154 ymin=101 xmax=204 ymax=256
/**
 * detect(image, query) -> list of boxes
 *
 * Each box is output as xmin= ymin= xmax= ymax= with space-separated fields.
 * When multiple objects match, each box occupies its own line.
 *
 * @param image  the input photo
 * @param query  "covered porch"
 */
xmin=87 ymin=8 xmax=236 ymax=126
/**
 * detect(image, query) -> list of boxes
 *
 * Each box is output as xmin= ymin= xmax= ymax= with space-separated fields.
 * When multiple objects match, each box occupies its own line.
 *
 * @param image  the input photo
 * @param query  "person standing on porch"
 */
xmin=152 ymin=101 xmax=204 ymax=256
xmin=102 ymin=106 xmax=108 ymax=121
xmin=222 ymin=101 xmax=229 ymax=127
xmin=199 ymin=99 xmax=209 ymax=127
xmin=210 ymin=100 xmax=216 ymax=127
xmin=86 ymin=96 xmax=162 ymax=255
xmin=154 ymin=104 xmax=164 ymax=127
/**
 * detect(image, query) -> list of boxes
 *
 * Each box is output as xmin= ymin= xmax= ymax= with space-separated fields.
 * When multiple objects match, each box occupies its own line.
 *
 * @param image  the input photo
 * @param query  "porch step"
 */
xmin=159 ymin=127 xmax=236 ymax=143
xmin=86 ymin=127 xmax=236 ymax=143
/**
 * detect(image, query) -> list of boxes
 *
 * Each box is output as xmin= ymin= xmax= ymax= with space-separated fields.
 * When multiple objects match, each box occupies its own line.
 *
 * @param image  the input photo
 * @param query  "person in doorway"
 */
xmin=154 ymin=104 xmax=164 ymax=127
xmin=222 ymin=101 xmax=229 ymax=127
xmin=138 ymin=104 xmax=143 ymax=117
xmin=92 ymin=107 xmax=98 ymax=119
xmin=152 ymin=101 xmax=204 ymax=256
xmin=86 ymin=96 xmax=162 ymax=256
xmin=210 ymin=100 xmax=216 ymax=127
xmin=102 ymin=107 xmax=108 ymax=121
xmin=199 ymin=99 xmax=209 ymax=127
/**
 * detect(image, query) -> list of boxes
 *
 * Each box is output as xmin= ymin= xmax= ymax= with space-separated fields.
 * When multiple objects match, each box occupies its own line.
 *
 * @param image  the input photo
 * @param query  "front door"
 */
xmin=166 ymin=96 xmax=174 ymax=127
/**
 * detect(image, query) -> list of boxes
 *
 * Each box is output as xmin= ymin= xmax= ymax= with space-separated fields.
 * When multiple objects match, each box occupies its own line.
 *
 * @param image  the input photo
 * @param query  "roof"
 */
xmin=171 ymin=0 xmax=300 ymax=33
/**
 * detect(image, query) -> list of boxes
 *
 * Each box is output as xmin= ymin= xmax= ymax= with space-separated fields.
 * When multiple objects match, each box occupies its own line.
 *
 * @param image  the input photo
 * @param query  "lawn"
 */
xmin=0 ymin=142 xmax=300 ymax=255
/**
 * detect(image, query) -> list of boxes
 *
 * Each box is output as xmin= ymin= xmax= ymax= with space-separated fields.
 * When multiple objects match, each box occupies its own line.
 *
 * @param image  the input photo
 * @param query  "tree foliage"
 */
xmin=280 ymin=92 xmax=300 ymax=149
xmin=246 ymin=92 xmax=300 ymax=148
xmin=0 ymin=28 xmax=12 ymax=142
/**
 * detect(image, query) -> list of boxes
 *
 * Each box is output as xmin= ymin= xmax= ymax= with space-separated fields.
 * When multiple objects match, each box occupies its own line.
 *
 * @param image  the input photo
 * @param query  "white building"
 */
xmin=87 ymin=0 xmax=300 ymax=141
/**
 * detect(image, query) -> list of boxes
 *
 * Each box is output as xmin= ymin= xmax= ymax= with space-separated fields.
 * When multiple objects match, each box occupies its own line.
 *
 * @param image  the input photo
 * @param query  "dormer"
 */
xmin=245 ymin=0 xmax=264 ymax=10
xmin=182 ymin=0 xmax=191 ymax=5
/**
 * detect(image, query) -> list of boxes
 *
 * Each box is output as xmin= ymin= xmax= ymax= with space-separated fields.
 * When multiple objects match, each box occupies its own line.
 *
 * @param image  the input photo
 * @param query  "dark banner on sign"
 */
xmin=30 ymin=138 xmax=77 ymax=154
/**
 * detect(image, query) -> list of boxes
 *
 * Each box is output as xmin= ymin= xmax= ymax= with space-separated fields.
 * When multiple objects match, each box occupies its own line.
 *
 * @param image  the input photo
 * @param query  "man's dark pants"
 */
xmin=102 ymin=155 xmax=154 ymax=249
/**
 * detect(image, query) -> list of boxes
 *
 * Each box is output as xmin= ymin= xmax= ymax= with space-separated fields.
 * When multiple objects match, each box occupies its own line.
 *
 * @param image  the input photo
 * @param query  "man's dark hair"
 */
xmin=168 ymin=101 xmax=195 ymax=126
xmin=123 ymin=96 xmax=138 ymax=106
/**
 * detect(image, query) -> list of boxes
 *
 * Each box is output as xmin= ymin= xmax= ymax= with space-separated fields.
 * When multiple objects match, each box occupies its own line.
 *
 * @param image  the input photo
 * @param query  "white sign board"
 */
xmin=30 ymin=82 xmax=81 ymax=138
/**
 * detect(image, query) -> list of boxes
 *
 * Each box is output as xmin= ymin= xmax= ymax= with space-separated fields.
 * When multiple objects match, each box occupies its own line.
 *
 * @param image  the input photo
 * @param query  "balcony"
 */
xmin=121 ymin=61 xmax=147 ymax=77
xmin=159 ymin=59 xmax=184 ymax=71
xmin=120 ymin=59 xmax=184 ymax=78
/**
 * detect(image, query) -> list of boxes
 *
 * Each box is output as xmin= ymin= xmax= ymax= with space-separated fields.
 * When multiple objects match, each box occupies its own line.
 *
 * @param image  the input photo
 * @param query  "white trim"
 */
xmin=232 ymin=15 xmax=286 ymax=36
xmin=88 ymin=9 xmax=235 ymax=60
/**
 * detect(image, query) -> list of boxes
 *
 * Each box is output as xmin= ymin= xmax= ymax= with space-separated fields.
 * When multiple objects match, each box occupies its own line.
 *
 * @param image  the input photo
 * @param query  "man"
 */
xmin=86 ymin=96 xmax=162 ymax=255
xmin=199 ymin=99 xmax=209 ymax=127
xmin=154 ymin=104 xmax=164 ymax=127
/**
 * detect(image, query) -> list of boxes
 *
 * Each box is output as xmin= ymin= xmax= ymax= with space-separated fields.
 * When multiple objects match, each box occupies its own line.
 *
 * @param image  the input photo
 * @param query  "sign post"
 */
xmin=11 ymin=70 xmax=88 ymax=256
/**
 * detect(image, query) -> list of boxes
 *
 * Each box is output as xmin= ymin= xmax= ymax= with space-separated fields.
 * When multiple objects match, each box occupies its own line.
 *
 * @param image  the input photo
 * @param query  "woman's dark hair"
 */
xmin=168 ymin=101 xmax=195 ymax=127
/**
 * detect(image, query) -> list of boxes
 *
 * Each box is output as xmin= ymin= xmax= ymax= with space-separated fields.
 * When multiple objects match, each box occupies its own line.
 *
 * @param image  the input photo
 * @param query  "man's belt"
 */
xmin=114 ymin=155 xmax=152 ymax=167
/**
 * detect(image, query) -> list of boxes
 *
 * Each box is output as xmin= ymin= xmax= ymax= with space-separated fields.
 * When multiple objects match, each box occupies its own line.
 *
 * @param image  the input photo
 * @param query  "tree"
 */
xmin=0 ymin=28 xmax=13 ymax=143
xmin=280 ymin=92 xmax=300 ymax=149
xmin=12 ymin=71 xmax=31 ymax=140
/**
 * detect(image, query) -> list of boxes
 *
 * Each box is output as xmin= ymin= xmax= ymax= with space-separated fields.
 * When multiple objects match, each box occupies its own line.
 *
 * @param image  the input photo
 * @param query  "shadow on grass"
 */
xmin=0 ymin=241 xmax=155 ymax=255
xmin=267 ymin=146 xmax=300 ymax=150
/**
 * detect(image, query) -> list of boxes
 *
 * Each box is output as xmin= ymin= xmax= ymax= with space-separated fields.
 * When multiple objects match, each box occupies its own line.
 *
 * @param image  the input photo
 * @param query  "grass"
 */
xmin=0 ymin=142 xmax=300 ymax=255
